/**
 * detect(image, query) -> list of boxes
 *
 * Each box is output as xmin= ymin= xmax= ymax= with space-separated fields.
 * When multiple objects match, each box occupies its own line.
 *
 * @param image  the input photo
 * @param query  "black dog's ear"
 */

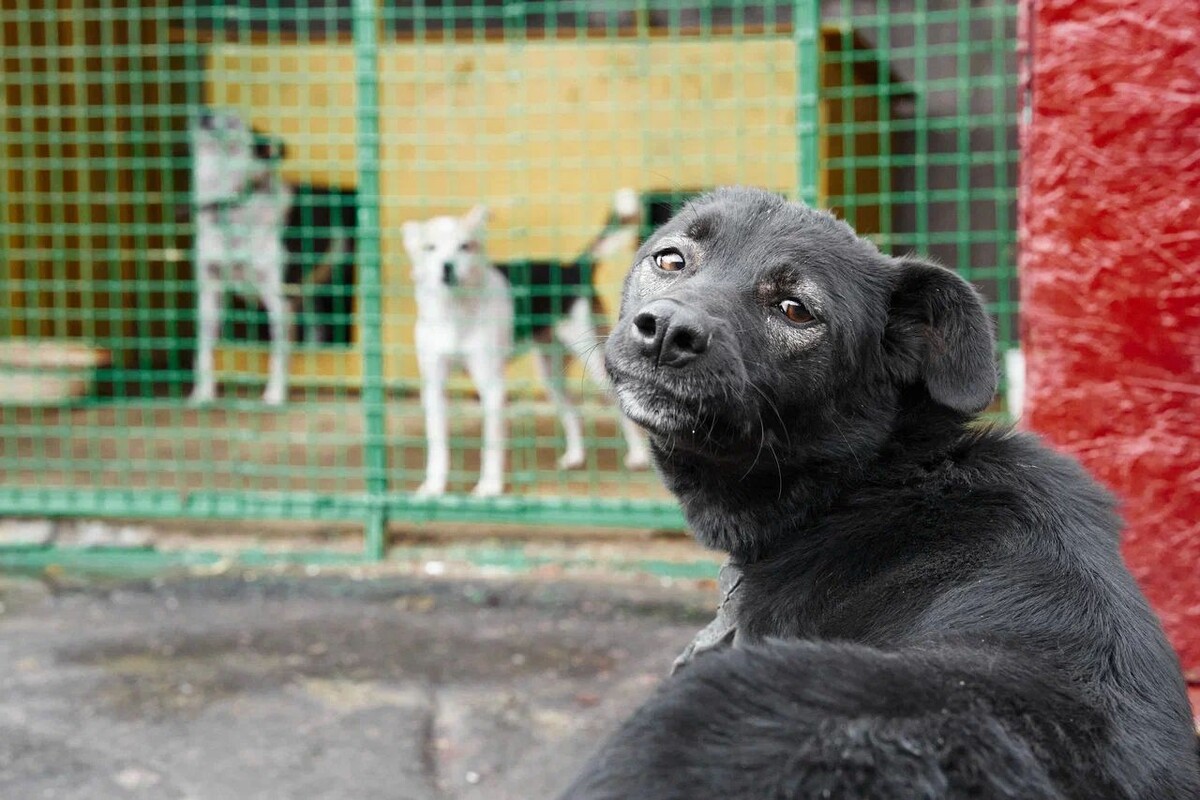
xmin=887 ymin=257 xmax=997 ymax=414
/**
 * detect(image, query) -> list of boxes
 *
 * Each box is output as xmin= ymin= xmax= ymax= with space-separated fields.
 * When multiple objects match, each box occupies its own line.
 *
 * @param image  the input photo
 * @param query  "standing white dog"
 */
xmin=189 ymin=109 xmax=293 ymax=406
xmin=403 ymin=192 xmax=650 ymax=498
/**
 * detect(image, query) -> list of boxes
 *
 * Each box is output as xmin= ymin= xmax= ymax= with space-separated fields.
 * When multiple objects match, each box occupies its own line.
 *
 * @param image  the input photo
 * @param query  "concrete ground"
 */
xmin=0 ymin=564 xmax=716 ymax=800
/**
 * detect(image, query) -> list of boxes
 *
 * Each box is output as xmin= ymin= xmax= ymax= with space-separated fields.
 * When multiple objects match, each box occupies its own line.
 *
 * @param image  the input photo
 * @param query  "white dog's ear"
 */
xmin=401 ymin=221 xmax=424 ymax=261
xmin=463 ymin=205 xmax=490 ymax=235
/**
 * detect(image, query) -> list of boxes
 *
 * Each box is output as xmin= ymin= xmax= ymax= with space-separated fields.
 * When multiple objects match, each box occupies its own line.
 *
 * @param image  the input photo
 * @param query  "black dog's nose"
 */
xmin=442 ymin=262 xmax=456 ymax=285
xmin=631 ymin=299 xmax=711 ymax=368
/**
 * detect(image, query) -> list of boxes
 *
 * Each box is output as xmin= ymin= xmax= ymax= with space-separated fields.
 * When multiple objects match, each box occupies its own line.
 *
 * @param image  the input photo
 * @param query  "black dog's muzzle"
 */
xmin=629 ymin=298 xmax=713 ymax=369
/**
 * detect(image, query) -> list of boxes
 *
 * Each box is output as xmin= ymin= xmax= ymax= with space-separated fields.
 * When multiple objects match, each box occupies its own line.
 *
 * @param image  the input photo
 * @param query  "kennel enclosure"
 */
xmin=1 ymin=0 xmax=1020 ymax=557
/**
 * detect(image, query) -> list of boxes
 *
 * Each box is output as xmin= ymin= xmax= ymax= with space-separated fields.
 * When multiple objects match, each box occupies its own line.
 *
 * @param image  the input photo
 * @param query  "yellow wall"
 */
xmin=2 ymin=24 xmax=892 ymax=393
xmin=2 ymin=0 xmax=186 ymax=352
xmin=206 ymin=36 xmax=801 ymax=388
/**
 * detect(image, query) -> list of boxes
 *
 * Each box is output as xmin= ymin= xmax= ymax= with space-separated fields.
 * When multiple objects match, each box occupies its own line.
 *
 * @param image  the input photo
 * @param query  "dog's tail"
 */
xmin=576 ymin=187 xmax=641 ymax=266
xmin=284 ymin=226 xmax=350 ymax=344
xmin=560 ymin=640 xmax=1123 ymax=800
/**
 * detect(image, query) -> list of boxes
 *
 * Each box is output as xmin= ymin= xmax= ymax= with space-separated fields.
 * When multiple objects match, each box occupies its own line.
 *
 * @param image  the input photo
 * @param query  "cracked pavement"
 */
xmin=0 ymin=570 xmax=712 ymax=799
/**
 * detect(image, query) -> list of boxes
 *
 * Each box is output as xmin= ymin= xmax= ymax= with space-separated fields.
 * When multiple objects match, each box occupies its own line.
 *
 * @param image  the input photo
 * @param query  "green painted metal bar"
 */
xmin=0 ymin=544 xmax=718 ymax=582
xmin=352 ymin=0 xmax=389 ymax=560
xmin=993 ymin=3 xmax=1018 ymax=361
xmin=955 ymin=1 xmax=972 ymax=285
xmin=913 ymin=0 xmax=931 ymax=257
xmin=794 ymin=0 xmax=821 ymax=207
xmin=0 ymin=488 xmax=686 ymax=532
xmin=874 ymin=1 xmax=894 ymax=248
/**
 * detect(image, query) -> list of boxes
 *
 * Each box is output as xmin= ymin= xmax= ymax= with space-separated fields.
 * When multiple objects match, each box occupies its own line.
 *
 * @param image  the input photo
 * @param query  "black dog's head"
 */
xmin=605 ymin=187 xmax=996 ymax=552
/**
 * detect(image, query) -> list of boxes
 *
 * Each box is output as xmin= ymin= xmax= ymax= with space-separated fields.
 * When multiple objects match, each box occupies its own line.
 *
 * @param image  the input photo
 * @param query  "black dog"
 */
xmin=562 ymin=188 xmax=1199 ymax=798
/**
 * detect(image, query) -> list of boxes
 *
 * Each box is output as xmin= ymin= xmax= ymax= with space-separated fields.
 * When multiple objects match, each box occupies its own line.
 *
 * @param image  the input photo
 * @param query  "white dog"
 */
xmin=188 ymin=108 xmax=293 ymax=406
xmin=403 ymin=193 xmax=650 ymax=498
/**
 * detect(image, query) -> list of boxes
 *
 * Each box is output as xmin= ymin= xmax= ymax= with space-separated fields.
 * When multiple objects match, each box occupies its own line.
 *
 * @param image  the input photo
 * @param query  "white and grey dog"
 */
xmin=188 ymin=108 xmax=293 ymax=406
xmin=403 ymin=192 xmax=651 ymax=498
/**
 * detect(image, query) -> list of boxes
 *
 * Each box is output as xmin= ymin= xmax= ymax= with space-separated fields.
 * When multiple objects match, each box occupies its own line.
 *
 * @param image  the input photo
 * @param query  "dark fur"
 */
xmin=494 ymin=205 xmax=631 ymax=342
xmin=562 ymin=188 xmax=1199 ymax=799
xmin=228 ymin=186 xmax=358 ymax=346
xmin=496 ymin=259 xmax=596 ymax=343
xmin=281 ymin=185 xmax=357 ymax=344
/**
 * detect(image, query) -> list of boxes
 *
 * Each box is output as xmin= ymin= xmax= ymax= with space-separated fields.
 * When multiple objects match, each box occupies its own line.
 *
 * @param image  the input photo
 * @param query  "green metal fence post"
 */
xmin=353 ymin=0 xmax=388 ymax=560
xmin=794 ymin=0 xmax=821 ymax=208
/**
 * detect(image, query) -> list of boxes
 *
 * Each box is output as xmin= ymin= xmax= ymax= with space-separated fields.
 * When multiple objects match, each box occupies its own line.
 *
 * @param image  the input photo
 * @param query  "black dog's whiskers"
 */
xmin=743 ymin=376 xmax=792 ymax=452
xmin=766 ymin=439 xmax=784 ymax=501
xmin=738 ymin=377 xmax=788 ymax=493
xmin=570 ymin=335 xmax=611 ymax=393
xmin=740 ymin=407 xmax=768 ymax=483
xmin=827 ymin=413 xmax=863 ymax=473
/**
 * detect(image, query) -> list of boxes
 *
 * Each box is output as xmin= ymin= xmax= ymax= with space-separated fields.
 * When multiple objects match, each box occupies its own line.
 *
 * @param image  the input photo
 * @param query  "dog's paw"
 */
xmin=624 ymin=449 xmax=652 ymax=470
xmin=261 ymin=387 xmax=286 ymax=406
xmin=188 ymin=387 xmax=215 ymax=406
xmin=471 ymin=479 xmax=503 ymax=498
xmin=414 ymin=480 xmax=446 ymax=499
xmin=557 ymin=449 xmax=586 ymax=470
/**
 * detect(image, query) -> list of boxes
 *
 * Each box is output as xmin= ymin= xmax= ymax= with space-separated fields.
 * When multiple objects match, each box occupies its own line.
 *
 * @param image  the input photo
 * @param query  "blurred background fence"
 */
xmin=0 ymin=0 xmax=1019 ymax=557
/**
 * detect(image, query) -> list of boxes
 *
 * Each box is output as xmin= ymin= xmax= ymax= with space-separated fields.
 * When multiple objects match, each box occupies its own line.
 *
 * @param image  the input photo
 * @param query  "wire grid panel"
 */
xmin=1 ymin=1 xmax=375 ymax=522
xmin=818 ymin=0 xmax=1020 ymax=402
xmin=0 ymin=1 xmax=1019 ymax=539
xmin=378 ymin=6 xmax=805 ymax=509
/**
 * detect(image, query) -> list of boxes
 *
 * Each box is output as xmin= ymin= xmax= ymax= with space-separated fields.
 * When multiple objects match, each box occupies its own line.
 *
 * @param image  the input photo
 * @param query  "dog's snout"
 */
xmin=442 ymin=262 xmax=456 ymax=285
xmin=630 ymin=300 xmax=711 ymax=368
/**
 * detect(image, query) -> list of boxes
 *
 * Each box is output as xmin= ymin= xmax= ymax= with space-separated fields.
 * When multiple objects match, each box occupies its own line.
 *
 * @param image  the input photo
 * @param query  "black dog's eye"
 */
xmin=653 ymin=250 xmax=686 ymax=272
xmin=779 ymin=299 xmax=814 ymax=325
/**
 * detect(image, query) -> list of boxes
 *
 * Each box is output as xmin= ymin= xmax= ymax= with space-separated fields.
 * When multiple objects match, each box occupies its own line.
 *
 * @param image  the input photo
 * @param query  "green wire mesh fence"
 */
xmin=0 ymin=0 xmax=1018 ymax=558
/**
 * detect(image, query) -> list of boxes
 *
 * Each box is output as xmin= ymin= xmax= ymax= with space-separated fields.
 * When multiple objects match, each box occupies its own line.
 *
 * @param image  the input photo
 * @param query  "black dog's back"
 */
xmin=569 ymin=641 xmax=1112 ymax=799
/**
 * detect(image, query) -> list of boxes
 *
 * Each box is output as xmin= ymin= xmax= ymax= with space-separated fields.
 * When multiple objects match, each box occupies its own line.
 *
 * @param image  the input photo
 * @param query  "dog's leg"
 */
xmin=556 ymin=298 xmax=651 ymax=470
xmin=302 ymin=230 xmax=345 ymax=345
xmin=533 ymin=346 xmax=585 ymax=470
xmin=302 ymin=290 xmax=324 ymax=345
xmin=416 ymin=353 xmax=451 ymax=498
xmin=189 ymin=274 xmax=221 ymax=405
xmin=259 ymin=282 xmax=291 ymax=406
xmin=465 ymin=348 xmax=506 ymax=498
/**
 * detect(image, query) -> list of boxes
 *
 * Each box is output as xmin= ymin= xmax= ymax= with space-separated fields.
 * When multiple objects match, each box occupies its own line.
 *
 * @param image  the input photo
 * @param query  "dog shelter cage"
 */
xmin=0 ymin=0 xmax=1019 ymax=559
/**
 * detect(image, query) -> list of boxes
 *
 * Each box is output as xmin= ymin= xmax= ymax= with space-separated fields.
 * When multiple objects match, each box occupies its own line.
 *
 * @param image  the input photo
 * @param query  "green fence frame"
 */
xmin=0 ymin=0 xmax=1019 ymax=562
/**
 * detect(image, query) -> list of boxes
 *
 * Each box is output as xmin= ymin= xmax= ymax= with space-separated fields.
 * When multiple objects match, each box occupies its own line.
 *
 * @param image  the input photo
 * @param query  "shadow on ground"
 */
xmin=0 ymin=572 xmax=710 ymax=799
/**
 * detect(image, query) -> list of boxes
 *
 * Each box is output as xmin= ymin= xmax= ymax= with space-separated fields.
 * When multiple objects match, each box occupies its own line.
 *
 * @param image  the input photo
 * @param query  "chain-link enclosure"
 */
xmin=1 ymin=1 xmax=1018 ymax=557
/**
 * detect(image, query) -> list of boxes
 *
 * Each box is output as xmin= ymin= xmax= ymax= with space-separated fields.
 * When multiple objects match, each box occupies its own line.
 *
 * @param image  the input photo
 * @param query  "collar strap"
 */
xmin=194 ymin=173 xmax=273 ymax=215
xmin=670 ymin=559 xmax=743 ymax=675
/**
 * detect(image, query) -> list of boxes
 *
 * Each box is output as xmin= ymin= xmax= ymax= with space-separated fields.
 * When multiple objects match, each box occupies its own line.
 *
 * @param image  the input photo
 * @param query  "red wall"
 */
xmin=1019 ymin=0 xmax=1200 ymax=677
